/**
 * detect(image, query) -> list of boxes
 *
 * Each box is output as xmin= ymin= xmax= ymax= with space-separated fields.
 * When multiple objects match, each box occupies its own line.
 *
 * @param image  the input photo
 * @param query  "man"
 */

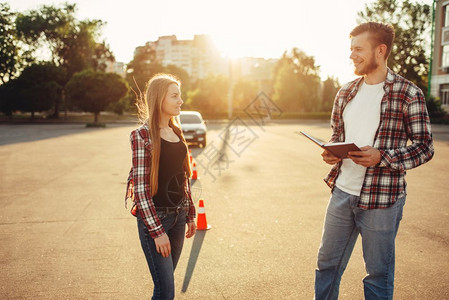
xmin=314 ymin=22 xmax=434 ymax=300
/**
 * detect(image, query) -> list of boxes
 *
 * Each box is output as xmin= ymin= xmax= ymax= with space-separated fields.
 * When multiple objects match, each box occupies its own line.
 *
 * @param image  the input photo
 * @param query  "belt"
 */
xmin=155 ymin=205 xmax=185 ymax=214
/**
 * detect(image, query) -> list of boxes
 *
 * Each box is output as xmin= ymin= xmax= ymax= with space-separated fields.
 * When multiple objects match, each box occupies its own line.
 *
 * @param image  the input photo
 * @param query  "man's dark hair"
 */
xmin=350 ymin=22 xmax=395 ymax=59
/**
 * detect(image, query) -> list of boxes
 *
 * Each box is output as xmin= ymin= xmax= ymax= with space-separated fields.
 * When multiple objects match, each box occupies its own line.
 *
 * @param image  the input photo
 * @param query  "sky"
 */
xmin=7 ymin=0 xmax=432 ymax=84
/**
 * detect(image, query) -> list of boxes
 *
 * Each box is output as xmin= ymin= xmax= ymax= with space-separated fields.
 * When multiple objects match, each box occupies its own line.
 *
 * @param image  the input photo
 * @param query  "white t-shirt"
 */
xmin=335 ymin=81 xmax=384 ymax=196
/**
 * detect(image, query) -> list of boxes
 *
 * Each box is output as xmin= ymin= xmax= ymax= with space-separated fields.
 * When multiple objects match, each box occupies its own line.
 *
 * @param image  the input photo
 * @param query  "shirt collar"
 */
xmin=349 ymin=67 xmax=395 ymax=99
xmin=385 ymin=67 xmax=395 ymax=86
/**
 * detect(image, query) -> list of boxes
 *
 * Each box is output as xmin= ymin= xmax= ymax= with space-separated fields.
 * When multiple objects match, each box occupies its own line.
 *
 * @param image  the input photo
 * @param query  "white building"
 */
xmin=133 ymin=35 xmax=277 ymax=84
xmin=105 ymin=61 xmax=126 ymax=78
xmin=147 ymin=35 xmax=227 ymax=79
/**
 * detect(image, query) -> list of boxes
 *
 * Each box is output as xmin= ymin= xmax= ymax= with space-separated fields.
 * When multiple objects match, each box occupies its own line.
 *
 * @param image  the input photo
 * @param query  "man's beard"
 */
xmin=354 ymin=55 xmax=378 ymax=76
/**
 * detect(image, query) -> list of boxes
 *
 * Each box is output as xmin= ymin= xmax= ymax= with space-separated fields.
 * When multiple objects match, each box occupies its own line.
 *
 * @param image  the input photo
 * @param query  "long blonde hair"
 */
xmin=136 ymin=73 xmax=192 ymax=196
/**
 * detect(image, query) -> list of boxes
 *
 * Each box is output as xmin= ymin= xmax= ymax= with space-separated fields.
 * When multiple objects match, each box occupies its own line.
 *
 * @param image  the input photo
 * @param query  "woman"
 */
xmin=125 ymin=73 xmax=196 ymax=299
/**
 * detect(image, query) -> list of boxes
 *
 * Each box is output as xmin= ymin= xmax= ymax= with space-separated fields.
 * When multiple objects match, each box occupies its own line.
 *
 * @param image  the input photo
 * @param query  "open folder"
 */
xmin=297 ymin=131 xmax=361 ymax=159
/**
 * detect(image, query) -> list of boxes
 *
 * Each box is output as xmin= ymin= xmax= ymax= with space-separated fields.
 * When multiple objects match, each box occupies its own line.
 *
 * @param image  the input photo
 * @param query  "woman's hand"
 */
xmin=321 ymin=150 xmax=341 ymax=165
xmin=186 ymin=222 xmax=196 ymax=238
xmin=154 ymin=233 xmax=171 ymax=258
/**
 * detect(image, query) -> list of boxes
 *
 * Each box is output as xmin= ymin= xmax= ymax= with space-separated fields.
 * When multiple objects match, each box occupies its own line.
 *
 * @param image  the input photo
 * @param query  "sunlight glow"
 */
xmin=8 ymin=0 xmax=385 ymax=84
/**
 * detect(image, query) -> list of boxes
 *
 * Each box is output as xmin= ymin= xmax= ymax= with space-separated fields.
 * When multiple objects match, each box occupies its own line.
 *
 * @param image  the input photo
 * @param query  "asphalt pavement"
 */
xmin=0 ymin=120 xmax=448 ymax=299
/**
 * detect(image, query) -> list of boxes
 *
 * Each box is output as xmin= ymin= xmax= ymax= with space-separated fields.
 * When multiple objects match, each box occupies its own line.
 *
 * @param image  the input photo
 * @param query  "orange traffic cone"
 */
xmin=196 ymin=199 xmax=211 ymax=230
xmin=192 ymin=162 xmax=198 ymax=180
xmin=189 ymin=149 xmax=193 ymax=164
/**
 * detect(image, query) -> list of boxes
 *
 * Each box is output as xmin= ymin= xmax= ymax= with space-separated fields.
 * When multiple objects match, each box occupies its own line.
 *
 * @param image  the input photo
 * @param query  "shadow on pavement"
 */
xmin=0 ymin=123 xmax=131 ymax=146
xmin=181 ymin=230 xmax=207 ymax=293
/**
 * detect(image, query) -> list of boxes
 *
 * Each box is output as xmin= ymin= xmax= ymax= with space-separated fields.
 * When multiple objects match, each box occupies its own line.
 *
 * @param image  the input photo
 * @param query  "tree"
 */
xmin=19 ymin=63 xmax=65 ymax=118
xmin=59 ymin=20 xmax=114 ymax=77
xmin=321 ymin=76 xmax=341 ymax=112
xmin=107 ymin=97 xmax=131 ymax=116
xmin=126 ymin=43 xmax=164 ymax=93
xmin=232 ymin=78 xmax=259 ymax=110
xmin=273 ymin=62 xmax=302 ymax=111
xmin=66 ymin=70 xmax=128 ymax=123
xmin=186 ymin=75 xmax=228 ymax=115
xmin=164 ymin=64 xmax=191 ymax=99
xmin=15 ymin=3 xmax=76 ymax=65
xmin=0 ymin=79 xmax=18 ymax=116
xmin=0 ymin=3 xmax=31 ymax=84
xmin=92 ymin=41 xmax=115 ymax=72
xmin=15 ymin=3 xmax=114 ymax=117
xmin=358 ymin=0 xmax=431 ymax=95
xmin=126 ymin=43 xmax=192 ymax=108
xmin=272 ymin=48 xmax=321 ymax=112
xmin=1 ymin=63 xmax=66 ymax=118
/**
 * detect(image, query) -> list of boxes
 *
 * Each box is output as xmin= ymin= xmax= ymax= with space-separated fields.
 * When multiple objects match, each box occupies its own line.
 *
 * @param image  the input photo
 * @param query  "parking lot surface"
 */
xmin=0 ymin=121 xmax=448 ymax=299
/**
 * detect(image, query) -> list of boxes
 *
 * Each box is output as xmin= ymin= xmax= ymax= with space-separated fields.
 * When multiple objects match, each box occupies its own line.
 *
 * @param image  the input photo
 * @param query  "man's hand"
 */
xmin=321 ymin=150 xmax=341 ymax=165
xmin=154 ymin=233 xmax=171 ymax=258
xmin=348 ymin=146 xmax=381 ymax=167
xmin=186 ymin=222 xmax=196 ymax=238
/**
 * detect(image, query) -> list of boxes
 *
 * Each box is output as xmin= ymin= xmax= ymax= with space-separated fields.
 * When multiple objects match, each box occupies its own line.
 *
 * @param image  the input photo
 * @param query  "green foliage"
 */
xmin=186 ymin=75 xmax=228 ymax=114
xmin=0 ymin=79 xmax=17 ymax=115
xmin=15 ymin=3 xmax=113 ymax=80
xmin=17 ymin=63 xmax=65 ymax=117
xmin=126 ymin=43 xmax=164 ymax=92
xmin=232 ymin=78 xmax=259 ymax=109
xmin=273 ymin=63 xmax=302 ymax=110
xmin=15 ymin=3 xmax=77 ymax=65
xmin=86 ymin=122 xmax=106 ymax=128
xmin=14 ymin=3 xmax=114 ymax=118
xmin=358 ymin=0 xmax=431 ymax=95
xmin=107 ymin=97 xmax=130 ymax=116
xmin=272 ymin=48 xmax=321 ymax=112
xmin=426 ymin=96 xmax=448 ymax=123
xmin=92 ymin=42 xmax=115 ymax=72
xmin=0 ymin=3 xmax=31 ymax=84
xmin=164 ymin=64 xmax=191 ymax=99
xmin=125 ymin=43 xmax=192 ymax=100
xmin=66 ymin=69 xmax=129 ymax=122
xmin=321 ymin=76 xmax=341 ymax=112
xmin=0 ymin=63 xmax=65 ymax=117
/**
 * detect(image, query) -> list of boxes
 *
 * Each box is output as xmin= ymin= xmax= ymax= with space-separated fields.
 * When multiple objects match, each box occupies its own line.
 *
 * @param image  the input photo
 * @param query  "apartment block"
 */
xmin=133 ymin=35 xmax=277 ymax=84
xmin=431 ymin=0 xmax=449 ymax=111
xmin=142 ymin=35 xmax=227 ymax=79
xmin=105 ymin=61 xmax=126 ymax=78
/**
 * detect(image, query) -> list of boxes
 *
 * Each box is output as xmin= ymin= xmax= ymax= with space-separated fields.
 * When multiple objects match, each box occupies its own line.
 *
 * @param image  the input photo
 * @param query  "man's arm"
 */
xmin=329 ymin=89 xmax=343 ymax=144
xmin=378 ymin=92 xmax=434 ymax=171
xmin=349 ymin=91 xmax=434 ymax=170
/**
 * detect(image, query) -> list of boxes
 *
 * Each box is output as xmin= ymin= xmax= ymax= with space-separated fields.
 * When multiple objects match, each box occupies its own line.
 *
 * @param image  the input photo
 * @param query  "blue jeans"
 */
xmin=137 ymin=209 xmax=187 ymax=300
xmin=315 ymin=187 xmax=405 ymax=300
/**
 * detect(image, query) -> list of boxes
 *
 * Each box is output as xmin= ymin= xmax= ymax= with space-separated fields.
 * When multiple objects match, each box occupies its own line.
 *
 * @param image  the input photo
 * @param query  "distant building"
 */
xmin=139 ymin=35 xmax=227 ymax=80
xmin=430 ymin=0 xmax=449 ymax=111
xmin=238 ymin=57 xmax=278 ymax=92
xmin=133 ymin=35 xmax=277 ymax=84
xmin=105 ymin=61 xmax=126 ymax=78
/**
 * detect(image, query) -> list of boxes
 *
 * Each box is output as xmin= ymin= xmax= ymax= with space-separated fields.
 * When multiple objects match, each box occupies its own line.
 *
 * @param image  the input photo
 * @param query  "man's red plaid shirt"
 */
xmin=324 ymin=68 xmax=434 ymax=209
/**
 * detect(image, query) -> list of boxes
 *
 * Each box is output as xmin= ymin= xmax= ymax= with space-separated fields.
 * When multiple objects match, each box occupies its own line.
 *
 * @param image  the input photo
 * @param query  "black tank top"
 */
xmin=152 ymin=138 xmax=187 ymax=207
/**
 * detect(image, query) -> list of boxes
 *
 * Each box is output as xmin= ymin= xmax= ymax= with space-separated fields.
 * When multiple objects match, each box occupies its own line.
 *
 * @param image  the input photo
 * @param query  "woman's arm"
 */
xmin=184 ymin=176 xmax=197 ymax=224
xmin=130 ymin=129 xmax=166 ymax=239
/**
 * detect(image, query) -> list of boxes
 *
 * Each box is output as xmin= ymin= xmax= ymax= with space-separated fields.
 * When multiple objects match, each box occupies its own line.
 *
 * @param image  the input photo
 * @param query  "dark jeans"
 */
xmin=137 ymin=209 xmax=187 ymax=300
